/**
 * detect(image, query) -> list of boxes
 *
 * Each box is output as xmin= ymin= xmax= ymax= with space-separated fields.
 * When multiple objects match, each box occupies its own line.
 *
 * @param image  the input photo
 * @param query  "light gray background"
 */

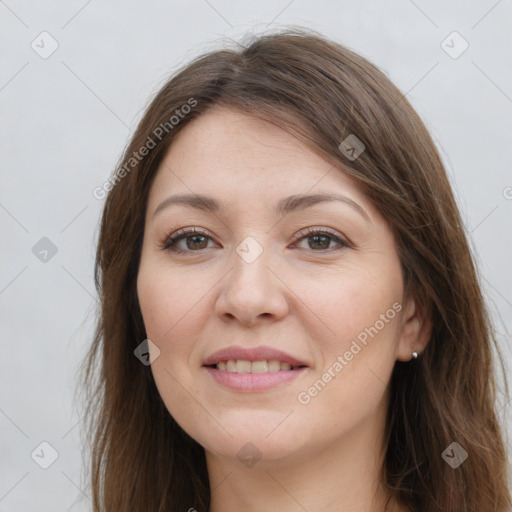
xmin=1 ymin=1 xmax=511 ymax=510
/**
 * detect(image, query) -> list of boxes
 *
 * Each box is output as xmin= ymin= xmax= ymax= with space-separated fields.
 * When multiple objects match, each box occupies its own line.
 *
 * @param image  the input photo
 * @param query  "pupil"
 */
xmin=311 ymin=235 xmax=329 ymax=250
xmin=188 ymin=235 xmax=207 ymax=250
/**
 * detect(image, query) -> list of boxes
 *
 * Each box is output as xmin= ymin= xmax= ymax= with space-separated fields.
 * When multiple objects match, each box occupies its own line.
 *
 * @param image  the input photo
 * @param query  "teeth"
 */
xmin=268 ymin=360 xmax=281 ymax=371
xmin=215 ymin=359 xmax=299 ymax=373
xmin=235 ymin=360 xmax=252 ymax=373
xmin=251 ymin=360 xmax=268 ymax=373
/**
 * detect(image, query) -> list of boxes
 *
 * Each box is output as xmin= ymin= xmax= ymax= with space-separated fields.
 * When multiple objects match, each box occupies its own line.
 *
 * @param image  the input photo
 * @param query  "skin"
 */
xmin=137 ymin=107 xmax=431 ymax=512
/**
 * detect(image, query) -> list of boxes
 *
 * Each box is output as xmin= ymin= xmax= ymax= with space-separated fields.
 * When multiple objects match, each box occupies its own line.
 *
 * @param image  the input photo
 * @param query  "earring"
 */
xmin=412 ymin=351 xmax=418 ymax=359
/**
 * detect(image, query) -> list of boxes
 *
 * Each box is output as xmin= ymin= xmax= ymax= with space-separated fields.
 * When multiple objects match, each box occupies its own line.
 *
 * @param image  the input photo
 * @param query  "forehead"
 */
xmin=147 ymin=107 xmax=376 ymax=218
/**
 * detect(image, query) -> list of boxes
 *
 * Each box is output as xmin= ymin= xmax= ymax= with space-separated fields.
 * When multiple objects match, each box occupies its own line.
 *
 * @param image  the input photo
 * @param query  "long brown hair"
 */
xmin=80 ymin=28 xmax=511 ymax=511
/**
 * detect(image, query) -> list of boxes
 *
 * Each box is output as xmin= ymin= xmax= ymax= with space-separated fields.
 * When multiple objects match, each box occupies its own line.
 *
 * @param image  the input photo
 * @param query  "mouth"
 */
xmin=202 ymin=345 xmax=309 ymax=391
xmin=202 ymin=345 xmax=309 ymax=371
xmin=205 ymin=359 xmax=308 ymax=373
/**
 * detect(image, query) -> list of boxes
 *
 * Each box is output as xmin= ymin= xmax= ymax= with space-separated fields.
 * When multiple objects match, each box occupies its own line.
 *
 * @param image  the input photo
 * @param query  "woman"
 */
xmin=80 ymin=28 xmax=511 ymax=511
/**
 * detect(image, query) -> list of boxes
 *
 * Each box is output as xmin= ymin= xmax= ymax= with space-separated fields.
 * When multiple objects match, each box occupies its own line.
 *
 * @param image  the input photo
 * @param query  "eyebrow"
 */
xmin=153 ymin=192 xmax=371 ymax=223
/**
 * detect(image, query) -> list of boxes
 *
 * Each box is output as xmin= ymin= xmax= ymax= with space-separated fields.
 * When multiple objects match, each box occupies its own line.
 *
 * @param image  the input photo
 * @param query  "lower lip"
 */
xmin=203 ymin=366 xmax=307 ymax=391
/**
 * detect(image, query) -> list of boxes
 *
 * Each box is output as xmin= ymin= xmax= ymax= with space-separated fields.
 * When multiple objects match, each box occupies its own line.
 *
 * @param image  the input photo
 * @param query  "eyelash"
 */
xmin=160 ymin=226 xmax=351 ymax=254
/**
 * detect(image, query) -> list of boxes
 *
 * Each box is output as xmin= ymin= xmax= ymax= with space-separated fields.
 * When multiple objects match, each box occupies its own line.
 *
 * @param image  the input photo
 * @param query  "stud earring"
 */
xmin=412 ymin=351 xmax=418 ymax=359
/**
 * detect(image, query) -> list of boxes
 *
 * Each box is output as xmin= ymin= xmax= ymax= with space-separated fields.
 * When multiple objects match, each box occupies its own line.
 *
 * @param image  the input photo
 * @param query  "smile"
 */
xmin=202 ymin=345 xmax=309 ymax=390
xmin=209 ymin=359 xmax=306 ymax=373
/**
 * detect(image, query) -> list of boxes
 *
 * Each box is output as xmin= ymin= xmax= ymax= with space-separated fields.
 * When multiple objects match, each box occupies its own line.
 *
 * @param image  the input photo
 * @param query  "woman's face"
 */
xmin=137 ymin=107 xmax=419 ymax=465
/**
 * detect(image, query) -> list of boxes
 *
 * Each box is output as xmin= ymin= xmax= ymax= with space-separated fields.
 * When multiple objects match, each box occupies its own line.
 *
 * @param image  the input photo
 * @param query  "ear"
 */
xmin=396 ymin=297 xmax=432 ymax=362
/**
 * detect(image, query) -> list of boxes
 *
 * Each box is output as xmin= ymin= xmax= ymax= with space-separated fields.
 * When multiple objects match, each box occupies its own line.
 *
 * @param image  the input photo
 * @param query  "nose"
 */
xmin=214 ymin=241 xmax=290 ymax=327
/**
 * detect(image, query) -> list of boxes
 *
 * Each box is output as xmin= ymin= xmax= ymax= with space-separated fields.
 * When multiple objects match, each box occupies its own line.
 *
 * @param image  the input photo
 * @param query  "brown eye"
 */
xmin=306 ymin=234 xmax=332 ymax=250
xmin=163 ymin=228 xmax=215 ymax=253
xmin=294 ymin=228 xmax=349 ymax=252
xmin=184 ymin=235 xmax=209 ymax=250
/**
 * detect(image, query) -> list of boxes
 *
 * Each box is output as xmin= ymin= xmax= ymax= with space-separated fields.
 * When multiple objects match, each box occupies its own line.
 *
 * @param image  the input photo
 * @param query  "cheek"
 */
xmin=137 ymin=262 xmax=208 ymax=428
xmin=293 ymin=291 xmax=401 ymax=438
xmin=137 ymin=260 xmax=211 ymax=348
xmin=303 ymin=265 xmax=402 ymax=398
xmin=307 ymin=264 xmax=401 ymax=346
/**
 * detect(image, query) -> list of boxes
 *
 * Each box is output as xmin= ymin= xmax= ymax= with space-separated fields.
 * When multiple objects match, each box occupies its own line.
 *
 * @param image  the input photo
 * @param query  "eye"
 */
xmin=161 ymin=226 xmax=351 ymax=254
xmin=292 ymin=227 xmax=350 ymax=252
xmin=161 ymin=227 xmax=217 ymax=253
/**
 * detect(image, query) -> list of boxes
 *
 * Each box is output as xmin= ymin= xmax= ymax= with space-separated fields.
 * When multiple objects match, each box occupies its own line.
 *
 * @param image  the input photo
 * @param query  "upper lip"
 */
xmin=202 ymin=345 xmax=309 ymax=367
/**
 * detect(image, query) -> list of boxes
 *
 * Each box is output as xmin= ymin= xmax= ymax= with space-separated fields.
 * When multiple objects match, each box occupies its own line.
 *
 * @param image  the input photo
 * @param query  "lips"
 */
xmin=202 ymin=345 xmax=308 ymax=368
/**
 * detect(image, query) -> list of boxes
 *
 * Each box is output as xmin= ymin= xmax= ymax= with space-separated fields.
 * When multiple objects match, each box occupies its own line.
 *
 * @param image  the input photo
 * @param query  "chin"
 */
xmin=183 ymin=412 xmax=308 ymax=463
xmin=203 ymin=434 xmax=302 ymax=467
